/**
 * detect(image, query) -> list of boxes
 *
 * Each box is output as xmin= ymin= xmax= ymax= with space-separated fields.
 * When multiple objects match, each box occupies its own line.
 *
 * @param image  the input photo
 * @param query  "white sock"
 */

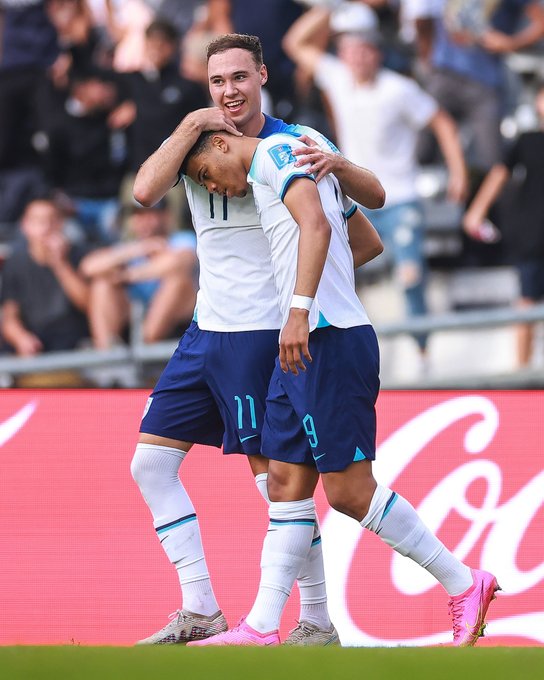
xmin=131 ymin=443 xmax=220 ymax=615
xmin=246 ymin=498 xmax=316 ymax=633
xmin=361 ymin=485 xmax=473 ymax=596
xmin=254 ymin=474 xmax=330 ymax=629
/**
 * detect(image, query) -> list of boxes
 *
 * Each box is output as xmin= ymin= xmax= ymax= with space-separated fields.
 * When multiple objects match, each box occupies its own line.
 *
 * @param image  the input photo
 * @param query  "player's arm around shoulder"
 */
xmin=133 ymin=108 xmax=241 ymax=207
xmin=289 ymin=130 xmax=386 ymax=209
xmin=347 ymin=209 xmax=384 ymax=268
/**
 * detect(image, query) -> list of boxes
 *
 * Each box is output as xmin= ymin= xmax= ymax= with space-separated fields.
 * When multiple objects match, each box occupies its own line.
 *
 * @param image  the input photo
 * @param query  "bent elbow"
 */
xmin=371 ymin=186 xmax=386 ymax=209
xmin=132 ymin=184 xmax=154 ymax=208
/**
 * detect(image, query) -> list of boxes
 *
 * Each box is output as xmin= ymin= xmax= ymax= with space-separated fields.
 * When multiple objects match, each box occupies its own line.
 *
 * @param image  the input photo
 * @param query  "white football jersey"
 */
xmin=184 ymin=177 xmax=281 ymax=331
xmin=247 ymin=133 xmax=371 ymax=331
xmin=183 ymin=117 xmax=357 ymax=332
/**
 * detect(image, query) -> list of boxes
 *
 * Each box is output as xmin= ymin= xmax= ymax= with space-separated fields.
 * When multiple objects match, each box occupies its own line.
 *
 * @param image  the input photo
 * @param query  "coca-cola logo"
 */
xmin=321 ymin=395 xmax=544 ymax=646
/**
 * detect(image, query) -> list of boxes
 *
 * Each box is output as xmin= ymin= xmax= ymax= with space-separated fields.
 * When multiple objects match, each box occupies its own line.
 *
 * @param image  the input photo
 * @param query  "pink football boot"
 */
xmin=448 ymin=568 xmax=501 ymax=646
xmin=187 ymin=617 xmax=280 ymax=646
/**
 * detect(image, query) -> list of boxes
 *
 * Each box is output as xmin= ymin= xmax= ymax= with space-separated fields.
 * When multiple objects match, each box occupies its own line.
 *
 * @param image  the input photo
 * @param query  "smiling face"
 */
xmin=207 ymin=48 xmax=267 ymax=136
xmin=185 ymin=134 xmax=250 ymax=199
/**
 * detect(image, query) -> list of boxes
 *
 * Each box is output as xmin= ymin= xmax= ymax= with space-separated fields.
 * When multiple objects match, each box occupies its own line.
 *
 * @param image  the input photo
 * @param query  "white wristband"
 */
xmin=290 ymin=294 xmax=314 ymax=311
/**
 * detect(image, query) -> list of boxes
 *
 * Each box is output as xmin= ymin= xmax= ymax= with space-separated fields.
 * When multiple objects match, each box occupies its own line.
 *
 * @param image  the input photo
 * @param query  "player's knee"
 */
xmin=267 ymin=464 xmax=316 ymax=502
xmin=130 ymin=447 xmax=161 ymax=490
xmin=141 ymin=325 xmax=160 ymax=344
xmin=326 ymin=486 xmax=374 ymax=522
xmin=327 ymin=492 xmax=363 ymax=521
xmin=130 ymin=448 xmax=146 ymax=486
xmin=267 ymin=470 xmax=290 ymax=502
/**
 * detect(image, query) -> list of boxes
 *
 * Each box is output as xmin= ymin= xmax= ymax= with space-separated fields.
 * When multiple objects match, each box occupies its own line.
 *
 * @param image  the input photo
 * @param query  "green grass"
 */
xmin=1 ymin=647 xmax=543 ymax=680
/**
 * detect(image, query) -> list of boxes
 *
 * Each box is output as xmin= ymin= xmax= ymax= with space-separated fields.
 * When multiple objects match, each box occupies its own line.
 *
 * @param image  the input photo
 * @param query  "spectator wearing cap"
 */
xmin=80 ymin=200 xmax=197 ymax=348
xmin=283 ymin=1 xmax=468 ymax=359
xmin=0 ymin=193 xmax=90 ymax=356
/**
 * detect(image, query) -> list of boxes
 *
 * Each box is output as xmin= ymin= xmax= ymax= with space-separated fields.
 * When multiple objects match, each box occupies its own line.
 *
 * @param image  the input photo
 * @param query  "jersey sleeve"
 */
xmin=251 ymin=138 xmax=316 ymax=201
xmin=343 ymin=195 xmax=358 ymax=219
xmin=286 ymin=124 xmax=362 ymax=218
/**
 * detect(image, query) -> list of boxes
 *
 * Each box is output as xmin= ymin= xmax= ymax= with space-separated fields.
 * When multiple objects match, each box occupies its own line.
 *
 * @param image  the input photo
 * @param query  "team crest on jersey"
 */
xmin=268 ymin=144 xmax=296 ymax=169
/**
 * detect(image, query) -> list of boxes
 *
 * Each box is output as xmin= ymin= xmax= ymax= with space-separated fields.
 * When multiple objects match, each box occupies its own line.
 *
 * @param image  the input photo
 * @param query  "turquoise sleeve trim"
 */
xmin=345 ymin=204 xmax=358 ymax=219
xmin=316 ymin=312 xmax=330 ymax=328
xmin=284 ymin=124 xmax=302 ymax=137
xmin=248 ymin=150 xmax=260 ymax=182
xmin=280 ymin=173 xmax=315 ymax=202
xmin=192 ymin=307 xmax=198 ymax=322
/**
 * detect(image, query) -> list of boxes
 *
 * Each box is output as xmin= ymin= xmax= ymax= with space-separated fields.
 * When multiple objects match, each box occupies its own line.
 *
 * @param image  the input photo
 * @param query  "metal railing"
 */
xmin=2 ymin=303 xmax=544 ymax=388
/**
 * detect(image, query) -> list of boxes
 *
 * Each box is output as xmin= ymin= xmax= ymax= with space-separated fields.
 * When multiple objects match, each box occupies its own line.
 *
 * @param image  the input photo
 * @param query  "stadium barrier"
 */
xmin=0 ymin=390 xmax=541 ymax=646
xmin=1 ymin=303 xmax=544 ymax=388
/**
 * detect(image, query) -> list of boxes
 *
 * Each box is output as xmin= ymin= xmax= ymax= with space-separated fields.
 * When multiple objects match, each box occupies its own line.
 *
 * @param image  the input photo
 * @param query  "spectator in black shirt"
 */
xmin=42 ymin=68 xmax=135 ymax=243
xmin=125 ymin=19 xmax=208 ymax=174
xmin=463 ymin=83 xmax=544 ymax=367
xmin=0 ymin=194 xmax=90 ymax=355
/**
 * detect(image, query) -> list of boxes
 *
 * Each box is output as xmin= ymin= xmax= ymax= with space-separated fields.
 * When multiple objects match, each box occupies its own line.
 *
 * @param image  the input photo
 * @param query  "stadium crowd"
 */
xmin=0 ymin=0 xmax=543 ymax=386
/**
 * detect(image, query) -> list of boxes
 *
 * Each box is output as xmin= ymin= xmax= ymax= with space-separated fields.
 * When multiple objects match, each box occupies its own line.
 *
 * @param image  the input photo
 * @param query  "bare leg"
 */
xmin=321 ymin=459 xmax=376 ymax=520
xmin=142 ymin=263 xmax=196 ymax=343
xmin=247 ymin=453 xmax=270 ymax=476
xmin=267 ymin=459 xmax=320 ymax=501
xmin=88 ymin=276 xmax=130 ymax=349
xmin=515 ymin=298 xmax=535 ymax=367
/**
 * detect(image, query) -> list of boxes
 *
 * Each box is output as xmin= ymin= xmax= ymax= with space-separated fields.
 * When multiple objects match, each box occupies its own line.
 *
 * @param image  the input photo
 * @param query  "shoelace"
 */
xmin=158 ymin=610 xmax=186 ymax=630
xmin=447 ymin=599 xmax=464 ymax=640
xmin=288 ymin=620 xmax=314 ymax=641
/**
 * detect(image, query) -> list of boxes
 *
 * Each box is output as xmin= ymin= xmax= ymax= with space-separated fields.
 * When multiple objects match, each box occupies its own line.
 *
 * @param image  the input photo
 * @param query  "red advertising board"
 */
xmin=0 ymin=390 xmax=542 ymax=646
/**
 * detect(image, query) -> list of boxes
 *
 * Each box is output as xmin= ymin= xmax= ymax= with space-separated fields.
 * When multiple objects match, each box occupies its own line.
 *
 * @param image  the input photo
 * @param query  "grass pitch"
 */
xmin=1 ymin=646 xmax=543 ymax=680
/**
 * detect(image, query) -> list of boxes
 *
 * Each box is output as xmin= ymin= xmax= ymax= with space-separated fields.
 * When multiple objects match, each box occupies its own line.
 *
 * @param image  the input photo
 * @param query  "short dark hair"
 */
xmin=179 ymin=131 xmax=216 ymax=177
xmin=22 ymin=191 xmax=64 ymax=219
xmin=25 ymin=190 xmax=60 ymax=209
xmin=206 ymin=33 xmax=263 ymax=69
xmin=145 ymin=19 xmax=179 ymax=43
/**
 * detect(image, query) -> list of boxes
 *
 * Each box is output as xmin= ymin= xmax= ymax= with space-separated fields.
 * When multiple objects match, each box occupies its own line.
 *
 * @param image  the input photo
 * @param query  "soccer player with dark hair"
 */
xmin=131 ymin=32 xmax=385 ymax=646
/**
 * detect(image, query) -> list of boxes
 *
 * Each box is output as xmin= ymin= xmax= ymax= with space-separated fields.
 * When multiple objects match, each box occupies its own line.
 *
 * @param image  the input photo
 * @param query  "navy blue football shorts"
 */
xmin=261 ymin=324 xmax=380 ymax=473
xmin=140 ymin=321 xmax=279 ymax=455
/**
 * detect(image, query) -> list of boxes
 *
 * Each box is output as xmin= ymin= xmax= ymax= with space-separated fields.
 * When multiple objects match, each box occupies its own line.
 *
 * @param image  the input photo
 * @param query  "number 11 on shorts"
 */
xmin=234 ymin=394 xmax=257 ymax=430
